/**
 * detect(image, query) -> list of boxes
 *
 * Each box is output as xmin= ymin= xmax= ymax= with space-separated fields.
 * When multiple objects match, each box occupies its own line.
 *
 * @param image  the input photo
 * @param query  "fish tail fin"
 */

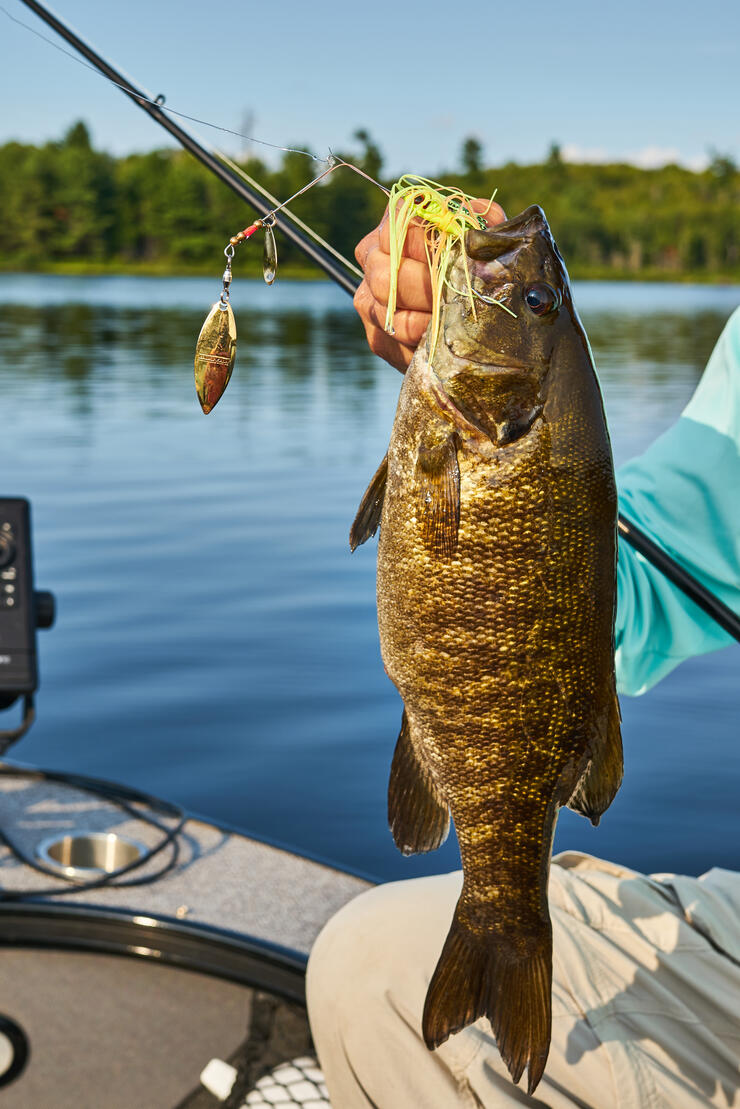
xmin=423 ymin=908 xmax=552 ymax=1096
xmin=568 ymin=686 xmax=623 ymax=826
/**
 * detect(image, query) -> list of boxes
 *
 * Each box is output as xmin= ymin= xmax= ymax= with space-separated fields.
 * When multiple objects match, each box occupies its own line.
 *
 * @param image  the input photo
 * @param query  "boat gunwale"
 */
xmin=0 ymin=901 xmax=308 ymax=1005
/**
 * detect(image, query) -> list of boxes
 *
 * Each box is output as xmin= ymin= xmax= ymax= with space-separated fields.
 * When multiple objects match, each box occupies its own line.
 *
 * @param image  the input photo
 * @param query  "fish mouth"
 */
xmin=441 ymin=314 xmax=546 ymax=375
xmin=465 ymin=205 xmax=550 ymax=264
xmin=445 ymin=347 xmax=541 ymax=374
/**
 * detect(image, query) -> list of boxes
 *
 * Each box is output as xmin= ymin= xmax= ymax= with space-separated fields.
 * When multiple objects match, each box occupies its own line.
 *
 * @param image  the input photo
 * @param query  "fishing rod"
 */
xmin=15 ymin=0 xmax=359 ymax=296
xmin=617 ymin=517 xmax=740 ymax=641
xmin=14 ymin=0 xmax=740 ymax=643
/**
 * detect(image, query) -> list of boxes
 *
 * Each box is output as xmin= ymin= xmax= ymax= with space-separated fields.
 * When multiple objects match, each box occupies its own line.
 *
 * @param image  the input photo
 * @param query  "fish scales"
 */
xmin=351 ymin=206 xmax=622 ymax=1094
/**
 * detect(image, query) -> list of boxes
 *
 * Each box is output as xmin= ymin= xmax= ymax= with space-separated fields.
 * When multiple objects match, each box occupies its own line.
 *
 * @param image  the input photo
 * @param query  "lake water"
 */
xmin=0 ymin=275 xmax=737 ymax=881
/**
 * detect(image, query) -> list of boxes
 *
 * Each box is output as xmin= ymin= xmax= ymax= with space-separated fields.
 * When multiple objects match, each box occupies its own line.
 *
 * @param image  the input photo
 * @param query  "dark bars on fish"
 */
xmin=18 ymin=0 xmax=740 ymax=644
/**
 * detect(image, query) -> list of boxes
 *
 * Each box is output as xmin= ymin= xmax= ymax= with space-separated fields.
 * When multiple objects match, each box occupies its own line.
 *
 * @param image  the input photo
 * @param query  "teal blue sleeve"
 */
xmin=614 ymin=306 xmax=740 ymax=696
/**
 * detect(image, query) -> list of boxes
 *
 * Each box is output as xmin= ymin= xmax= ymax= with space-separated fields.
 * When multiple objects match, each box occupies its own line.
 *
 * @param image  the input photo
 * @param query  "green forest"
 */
xmin=0 ymin=122 xmax=738 ymax=282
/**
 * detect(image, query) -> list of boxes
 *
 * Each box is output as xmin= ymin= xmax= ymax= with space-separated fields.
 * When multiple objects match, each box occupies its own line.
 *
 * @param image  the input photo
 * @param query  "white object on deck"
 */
xmin=201 ymin=1055 xmax=331 ymax=1107
xmin=200 ymin=1057 xmax=237 ymax=1100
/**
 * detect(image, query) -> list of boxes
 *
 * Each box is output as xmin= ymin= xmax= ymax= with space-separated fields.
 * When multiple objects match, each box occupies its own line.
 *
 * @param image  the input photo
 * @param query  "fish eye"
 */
xmin=523 ymin=283 xmax=560 ymax=316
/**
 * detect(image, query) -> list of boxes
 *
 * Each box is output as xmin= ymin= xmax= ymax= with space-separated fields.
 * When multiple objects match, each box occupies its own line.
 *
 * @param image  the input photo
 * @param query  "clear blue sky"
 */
xmin=1 ymin=0 xmax=738 ymax=175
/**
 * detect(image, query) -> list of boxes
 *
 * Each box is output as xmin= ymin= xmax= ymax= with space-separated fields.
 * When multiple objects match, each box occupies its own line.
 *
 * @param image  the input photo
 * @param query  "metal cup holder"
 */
xmin=36 ymin=831 xmax=144 ymax=879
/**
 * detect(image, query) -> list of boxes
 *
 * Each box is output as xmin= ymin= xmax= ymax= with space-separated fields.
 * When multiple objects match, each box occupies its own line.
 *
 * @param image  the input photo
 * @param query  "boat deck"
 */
xmin=0 ymin=765 xmax=370 ymax=1107
xmin=0 ymin=765 xmax=369 ymax=955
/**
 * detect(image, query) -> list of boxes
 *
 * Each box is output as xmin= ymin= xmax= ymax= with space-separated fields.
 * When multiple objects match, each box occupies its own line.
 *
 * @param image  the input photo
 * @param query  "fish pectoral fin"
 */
xmin=388 ymin=711 xmax=450 ymax=855
xmin=415 ymin=432 xmax=460 ymax=559
xmin=567 ymin=686 xmax=623 ymax=826
xmin=423 ymin=905 xmax=552 ymax=1097
xmin=349 ymin=453 xmax=388 ymax=551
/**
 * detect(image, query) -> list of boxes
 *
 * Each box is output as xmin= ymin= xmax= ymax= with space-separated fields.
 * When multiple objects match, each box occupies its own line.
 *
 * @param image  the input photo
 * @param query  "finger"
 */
xmin=366 ymin=298 xmax=431 ymax=347
xmin=376 ymin=196 xmax=507 ymax=258
xmin=354 ymin=206 xmax=390 ymax=269
xmin=377 ymin=214 xmax=431 ymax=262
xmin=362 ymin=321 xmax=415 ymax=373
xmin=470 ymin=197 xmax=507 ymax=226
xmin=354 ymin=283 xmax=416 ymax=372
xmin=365 ymin=251 xmax=432 ymax=311
xmin=355 ymin=225 xmax=380 ymax=269
xmin=356 ymin=281 xmax=428 ymax=347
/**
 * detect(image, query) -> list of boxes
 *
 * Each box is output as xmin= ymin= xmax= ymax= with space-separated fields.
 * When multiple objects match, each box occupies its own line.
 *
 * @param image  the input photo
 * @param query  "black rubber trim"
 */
xmin=0 ymin=902 xmax=307 ymax=1005
xmin=0 ymin=1014 xmax=30 ymax=1089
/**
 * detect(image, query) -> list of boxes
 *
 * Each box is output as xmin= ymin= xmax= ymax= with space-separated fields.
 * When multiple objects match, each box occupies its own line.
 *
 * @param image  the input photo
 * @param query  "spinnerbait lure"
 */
xmin=194 ymin=156 xmax=383 ymax=414
xmin=194 ymin=173 xmax=506 ymax=414
xmin=194 ymin=215 xmax=276 ymax=414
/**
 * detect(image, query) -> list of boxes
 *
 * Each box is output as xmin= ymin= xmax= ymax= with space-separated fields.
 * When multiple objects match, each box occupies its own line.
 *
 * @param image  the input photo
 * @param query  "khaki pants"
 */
xmin=306 ymin=853 xmax=740 ymax=1108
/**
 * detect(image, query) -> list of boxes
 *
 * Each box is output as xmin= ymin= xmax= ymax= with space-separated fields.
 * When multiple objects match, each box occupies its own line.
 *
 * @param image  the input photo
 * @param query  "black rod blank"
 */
xmin=618 ymin=517 xmax=740 ymax=642
xmin=18 ymin=0 xmax=740 ymax=642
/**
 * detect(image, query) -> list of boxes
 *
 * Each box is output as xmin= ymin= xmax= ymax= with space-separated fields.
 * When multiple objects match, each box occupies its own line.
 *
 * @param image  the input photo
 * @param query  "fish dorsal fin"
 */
xmin=416 ymin=432 xmax=460 ymax=559
xmin=350 ymin=453 xmax=388 ymax=551
xmin=567 ymin=684 xmax=623 ymax=826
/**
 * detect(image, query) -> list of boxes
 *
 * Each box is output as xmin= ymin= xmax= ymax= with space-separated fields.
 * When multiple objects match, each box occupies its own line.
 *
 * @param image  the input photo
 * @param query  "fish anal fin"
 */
xmin=568 ymin=687 xmax=623 ymax=826
xmin=415 ymin=432 xmax=460 ymax=559
xmin=423 ymin=905 xmax=552 ymax=1096
xmin=350 ymin=453 xmax=388 ymax=551
xmin=388 ymin=711 xmax=450 ymax=855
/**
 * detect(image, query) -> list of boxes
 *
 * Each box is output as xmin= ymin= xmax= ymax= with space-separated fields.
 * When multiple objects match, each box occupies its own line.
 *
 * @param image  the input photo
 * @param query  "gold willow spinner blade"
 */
xmin=194 ymin=155 xmax=385 ymax=415
xmin=194 ymin=215 xmax=277 ymax=414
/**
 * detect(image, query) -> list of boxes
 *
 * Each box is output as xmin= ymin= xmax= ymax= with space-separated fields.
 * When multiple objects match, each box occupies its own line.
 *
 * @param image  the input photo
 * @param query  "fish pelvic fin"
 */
xmin=415 ymin=432 xmax=460 ymax=559
xmin=349 ymin=453 xmax=388 ymax=551
xmin=388 ymin=711 xmax=450 ymax=855
xmin=568 ymin=684 xmax=623 ymax=826
xmin=423 ymin=907 xmax=552 ymax=1097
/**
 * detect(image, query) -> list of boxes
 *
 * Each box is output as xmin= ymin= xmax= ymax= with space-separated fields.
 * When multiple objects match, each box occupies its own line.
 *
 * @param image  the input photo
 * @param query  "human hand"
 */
xmin=353 ymin=198 xmax=506 ymax=372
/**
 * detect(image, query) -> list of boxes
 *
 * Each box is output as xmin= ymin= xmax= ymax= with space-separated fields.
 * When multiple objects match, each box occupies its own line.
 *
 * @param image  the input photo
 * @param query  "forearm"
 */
xmin=614 ymin=307 xmax=740 ymax=695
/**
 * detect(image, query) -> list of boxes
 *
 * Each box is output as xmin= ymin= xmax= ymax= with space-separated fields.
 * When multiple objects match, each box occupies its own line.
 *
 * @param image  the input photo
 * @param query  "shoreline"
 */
xmin=1 ymin=263 xmax=739 ymax=286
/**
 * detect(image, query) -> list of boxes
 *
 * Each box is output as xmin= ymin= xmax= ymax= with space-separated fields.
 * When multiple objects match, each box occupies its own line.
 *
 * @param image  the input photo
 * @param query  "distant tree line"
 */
xmin=0 ymin=122 xmax=737 ymax=281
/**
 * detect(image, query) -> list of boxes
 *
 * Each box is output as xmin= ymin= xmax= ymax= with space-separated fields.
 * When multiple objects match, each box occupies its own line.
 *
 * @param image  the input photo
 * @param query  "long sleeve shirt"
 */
xmin=615 ymin=306 xmax=740 ymax=695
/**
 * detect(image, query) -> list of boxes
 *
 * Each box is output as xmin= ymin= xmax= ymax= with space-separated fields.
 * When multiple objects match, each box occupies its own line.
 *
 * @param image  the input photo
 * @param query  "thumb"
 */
xmin=470 ymin=198 xmax=506 ymax=227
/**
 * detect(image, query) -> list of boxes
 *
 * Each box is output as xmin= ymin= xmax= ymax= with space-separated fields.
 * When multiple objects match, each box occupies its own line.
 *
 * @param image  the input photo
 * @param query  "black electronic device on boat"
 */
xmin=0 ymin=498 xmax=55 ymax=750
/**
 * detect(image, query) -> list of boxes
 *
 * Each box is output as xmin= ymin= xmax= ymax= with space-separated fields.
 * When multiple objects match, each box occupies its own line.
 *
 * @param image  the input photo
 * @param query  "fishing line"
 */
xmin=267 ymin=158 xmax=389 ymax=220
xmin=0 ymin=2 xmax=323 ymax=163
xmin=1 ymin=0 xmax=387 ymax=281
xmin=213 ymin=148 xmax=366 ymax=279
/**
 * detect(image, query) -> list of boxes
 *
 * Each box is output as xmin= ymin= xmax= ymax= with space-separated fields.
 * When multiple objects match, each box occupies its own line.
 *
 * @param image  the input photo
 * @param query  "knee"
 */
xmin=306 ymin=883 xmax=395 ymax=1025
xmin=306 ymin=871 xmax=462 ymax=1035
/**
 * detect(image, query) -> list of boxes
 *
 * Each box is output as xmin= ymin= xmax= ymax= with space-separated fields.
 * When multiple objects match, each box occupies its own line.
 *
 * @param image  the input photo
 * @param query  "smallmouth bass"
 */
xmin=351 ymin=206 xmax=622 ymax=1094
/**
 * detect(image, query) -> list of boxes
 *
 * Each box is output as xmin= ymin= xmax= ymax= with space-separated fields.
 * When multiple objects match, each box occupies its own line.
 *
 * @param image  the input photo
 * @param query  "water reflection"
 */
xmin=0 ymin=276 xmax=737 ymax=880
